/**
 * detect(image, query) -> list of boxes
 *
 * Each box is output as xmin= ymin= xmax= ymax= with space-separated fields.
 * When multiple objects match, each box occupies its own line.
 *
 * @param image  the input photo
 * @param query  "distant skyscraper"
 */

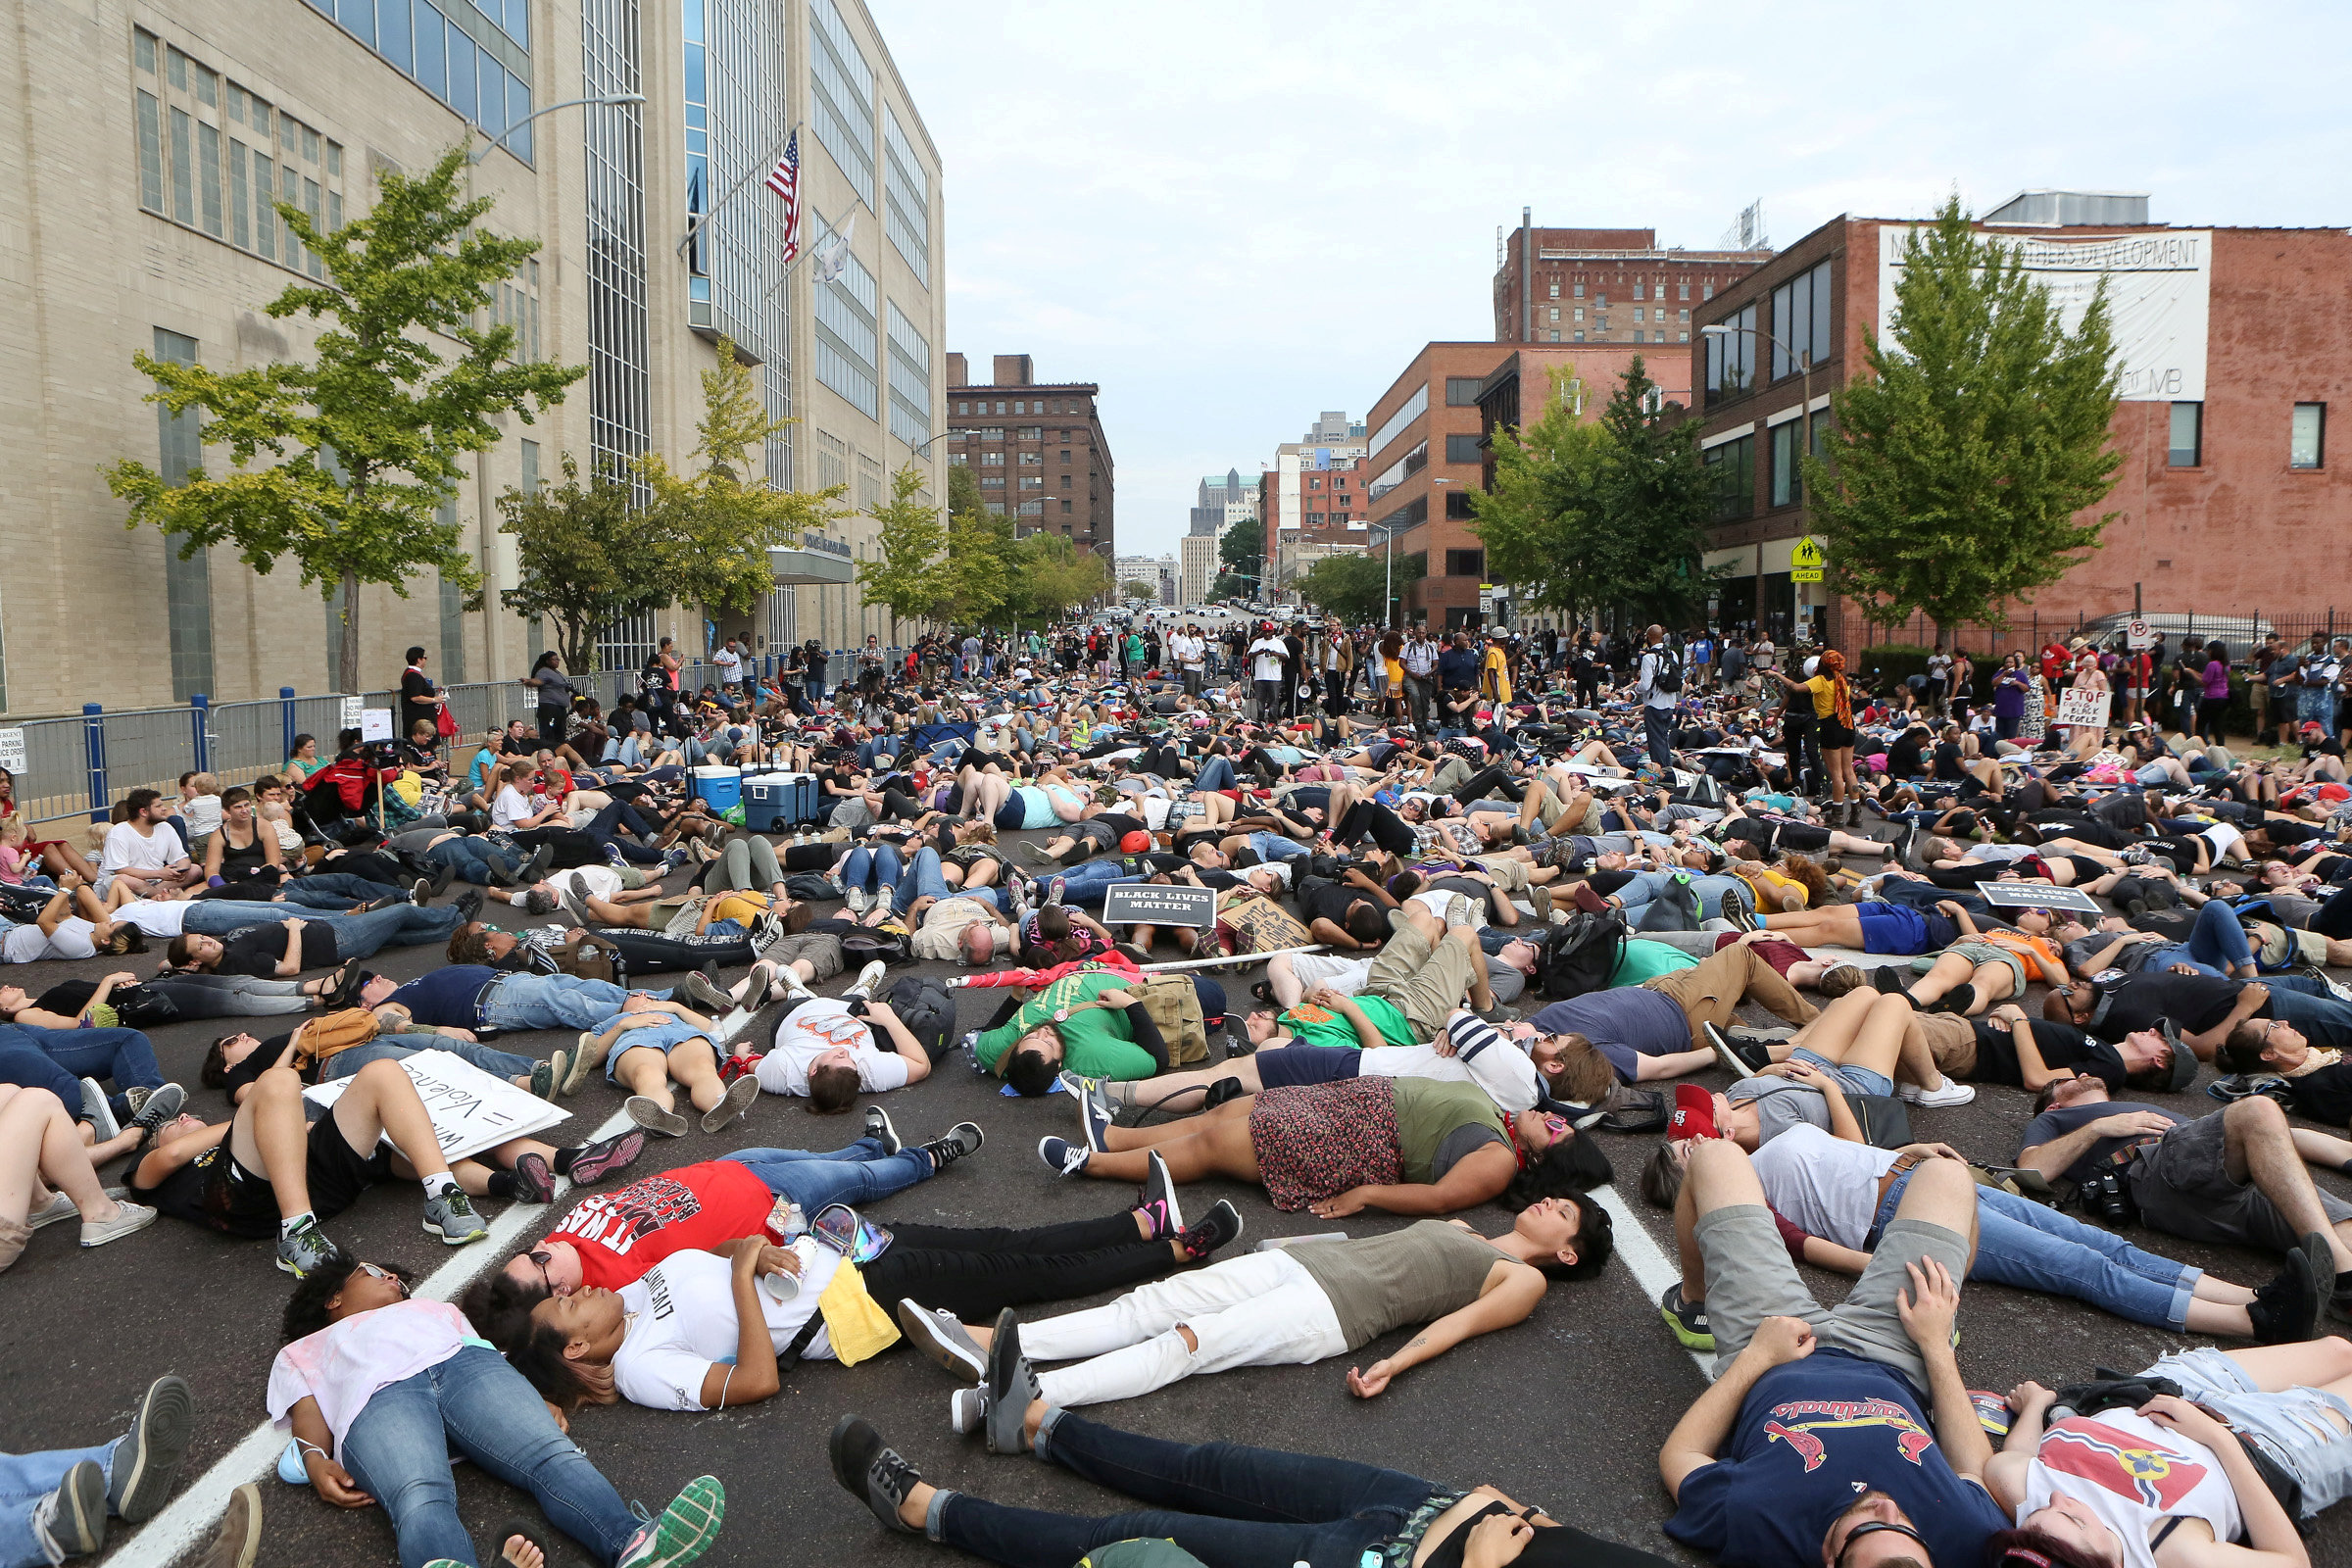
xmin=1189 ymin=467 xmax=1256 ymax=535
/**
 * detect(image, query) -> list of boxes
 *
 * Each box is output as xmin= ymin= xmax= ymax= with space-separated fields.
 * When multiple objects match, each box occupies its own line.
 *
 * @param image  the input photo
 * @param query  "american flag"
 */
xmin=765 ymin=130 xmax=802 ymax=265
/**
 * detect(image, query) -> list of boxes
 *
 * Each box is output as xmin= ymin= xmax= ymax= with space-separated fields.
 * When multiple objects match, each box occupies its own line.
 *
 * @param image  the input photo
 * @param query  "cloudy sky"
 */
xmin=872 ymin=0 xmax=2352 ymax=559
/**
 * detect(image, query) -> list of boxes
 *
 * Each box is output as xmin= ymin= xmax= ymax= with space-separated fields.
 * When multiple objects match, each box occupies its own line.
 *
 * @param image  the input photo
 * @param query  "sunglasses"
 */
xmin=1834 ymin=1520 xmax=1930 ymax=1568
xmin=356 ymin=1262 xmax=410 ymax=1298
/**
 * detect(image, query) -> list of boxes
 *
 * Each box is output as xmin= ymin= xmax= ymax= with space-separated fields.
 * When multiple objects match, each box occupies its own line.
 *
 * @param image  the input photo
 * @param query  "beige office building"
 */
xmin=0 ymin=0 xmax=944 ymax=718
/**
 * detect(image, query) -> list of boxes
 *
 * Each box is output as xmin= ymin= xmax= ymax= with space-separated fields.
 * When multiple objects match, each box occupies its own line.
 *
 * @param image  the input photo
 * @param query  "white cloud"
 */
xmin=872 ymin=0 xmax=2352 ymax=554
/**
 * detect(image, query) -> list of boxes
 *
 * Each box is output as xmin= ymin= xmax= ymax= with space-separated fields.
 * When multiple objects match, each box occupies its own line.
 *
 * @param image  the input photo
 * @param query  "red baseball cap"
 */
xmin=1670 ymin=1083 xmax=1722 ymax=1141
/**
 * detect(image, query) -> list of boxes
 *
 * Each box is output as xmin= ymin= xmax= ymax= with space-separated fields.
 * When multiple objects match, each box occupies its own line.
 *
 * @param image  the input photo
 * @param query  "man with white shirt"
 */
xmin=1400 ymin=628 xmax=1442 ymax=731
xmin=100 ymin=790 xmax=200 ymax=894
xmin=1246 ymin=624 xmax=1290 ymax=722
xmin=1168 ymin=625 xmax=1206 ymax=698
xmin=756 ymin=976 xmax=936 ymax=1111
xmin=710 ymin=637 xmax=744 ymax=700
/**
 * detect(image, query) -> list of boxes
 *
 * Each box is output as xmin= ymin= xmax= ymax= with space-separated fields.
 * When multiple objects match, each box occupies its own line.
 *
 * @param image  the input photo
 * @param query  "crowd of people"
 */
xmin=7 ymin=604 xmax=2352 ymax=1568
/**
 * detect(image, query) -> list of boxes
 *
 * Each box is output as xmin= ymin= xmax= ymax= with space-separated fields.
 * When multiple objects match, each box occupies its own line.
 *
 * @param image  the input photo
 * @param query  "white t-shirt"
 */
xmin=711 ymin=647 xmax=743 ymax=682
xmin=2025 ymin=1413 xmax=2241 ymax=1568
xmin=2 ymin=916 xmax=97 ymax=963
xmin=1748 ymin=1123 xmax=1901 ymax=1248
xmin=110 ymin=899 xmax=194 ymax=938
xmin=181 ymin=797 xmax=223 ymax=840
xmin=562 ymin=864 xmax=626 ymax=900
xmin=755 ymin=999 xmax=912 ymax=1098
xmin=101 ymin=821 xmax=185 ymax=872
xmin=1250 ymin=637 xmax=1288 ymax=682
xmin=491 ymin=786 xmax=535 ymax=829
xmin=1169 ymin=634 xmax=1204 ymax=670
xmin=612 ymin=1247 xmax=840 ymax=1411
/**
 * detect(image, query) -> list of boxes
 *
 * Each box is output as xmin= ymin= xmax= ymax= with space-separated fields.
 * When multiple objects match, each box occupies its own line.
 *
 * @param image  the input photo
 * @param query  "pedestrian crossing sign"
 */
xmin=1790 ymin=537 xmax=1825 ymax=582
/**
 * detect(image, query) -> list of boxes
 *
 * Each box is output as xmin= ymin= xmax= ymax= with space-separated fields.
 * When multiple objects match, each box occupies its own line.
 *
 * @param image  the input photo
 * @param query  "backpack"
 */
xmin=1536 ymin=909 xmax=1627 ymax=1000
xmin=1129 ymin=973 xmax=1210 ymax=1066
xmin=841 ymin=927 xmax=913 ymax=968
xmin=1650 ymin=647 xmax=1683 ymax=693
xmin=877 ymin=975 xmax=956 ymax=1062
xmin=1635 ymin=874 xmax=1702 ymax=933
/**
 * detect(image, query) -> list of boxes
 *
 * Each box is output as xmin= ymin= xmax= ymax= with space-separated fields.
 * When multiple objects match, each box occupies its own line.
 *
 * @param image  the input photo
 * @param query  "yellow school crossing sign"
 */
xmin=1790 ymin=536 xmax=1825 ymax=583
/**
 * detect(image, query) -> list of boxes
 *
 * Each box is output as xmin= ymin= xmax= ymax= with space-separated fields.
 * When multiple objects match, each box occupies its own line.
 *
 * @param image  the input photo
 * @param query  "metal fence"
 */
xmin=1833 ymin=607 xmax=2347 ymax=662
xmin=1 ymin=648 xmax=900 ymax=828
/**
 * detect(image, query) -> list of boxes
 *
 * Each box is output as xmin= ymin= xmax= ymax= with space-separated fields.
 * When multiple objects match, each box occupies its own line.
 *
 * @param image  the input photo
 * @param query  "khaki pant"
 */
xmin=1641 ymin=944 xmax=1818 ymax=1050
xmin=1470 ymin=854 xmax=1530 ymax=893
xmin=1914 ymin=1010 xmax=1977 ymax=1075
xmin=1367 ymin=916 xmax=1478 ymax=1036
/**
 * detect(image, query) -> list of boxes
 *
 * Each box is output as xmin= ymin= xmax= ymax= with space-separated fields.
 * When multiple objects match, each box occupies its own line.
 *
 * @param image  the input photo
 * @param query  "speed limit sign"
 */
xmin=2126 ymin=618 xmax=2153 ymax=650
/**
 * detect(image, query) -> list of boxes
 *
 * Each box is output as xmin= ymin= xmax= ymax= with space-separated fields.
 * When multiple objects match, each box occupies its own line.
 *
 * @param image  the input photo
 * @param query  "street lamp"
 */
xmin=1701 ymin=321 xmax=1812 ymax=643
xmin=467 ymin=93 xmax=645 ymax=164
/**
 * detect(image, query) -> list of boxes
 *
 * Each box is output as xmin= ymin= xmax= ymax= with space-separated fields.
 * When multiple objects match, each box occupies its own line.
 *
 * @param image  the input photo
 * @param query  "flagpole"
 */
xmin=674 ymin=121 xmax=803 ymax=260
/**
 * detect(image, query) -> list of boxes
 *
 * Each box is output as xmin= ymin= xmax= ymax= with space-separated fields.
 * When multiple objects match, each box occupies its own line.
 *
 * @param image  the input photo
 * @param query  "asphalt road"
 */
xmin=9 ymin=812 xmax=2352 ymax=1568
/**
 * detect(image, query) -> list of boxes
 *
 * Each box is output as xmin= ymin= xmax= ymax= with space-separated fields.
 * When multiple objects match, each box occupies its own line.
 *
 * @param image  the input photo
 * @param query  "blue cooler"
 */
xmin=743 ymin=771 xmax=821 ymax=830
xmin=689 ymin=765 xmax=743 ymax=811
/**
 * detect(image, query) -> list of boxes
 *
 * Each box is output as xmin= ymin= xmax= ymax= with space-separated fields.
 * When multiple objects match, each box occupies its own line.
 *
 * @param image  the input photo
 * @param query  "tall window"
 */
xmin=136 ymin=34 xmax=349 ymax=270
xmin=1705 ymin=433 xmax=1756 ymax=521
xmin=808 ymin=0 xmax=874 ymax=206
xmin=886 ymin=302 xmax=930 ymax=448
xmin=1704 ymin=304 xmax=1756 ymax=404
xmin=2168 ymin=402 xmax=2202 ymax=467
xmin=883 ymin=107 xmax=929 ymax=283
xmin=1769 ymin=260 xmax=1834 ymax=379
xmin=812 ymin=230 xmax=878 ymax=416
xmin=582 ymin=0 xmax=650 ymax=484
xmin=153 ymin=328 xmax=215 ymax=700
xmin=1769 ymin=418 xmax=1804 ymax=508
xmin=598 ymin=610 xmax=656 ymax=677
xmin=308 ymin=0 xmax=531 ymax=159
xmin=2291 ymin=404 xmax=2326 ymax=469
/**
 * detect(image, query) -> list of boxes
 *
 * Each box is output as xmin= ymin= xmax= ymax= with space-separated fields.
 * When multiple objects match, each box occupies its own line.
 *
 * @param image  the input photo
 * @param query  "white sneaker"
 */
xmin=1909 ymin=1075 xmax=1977 ymax=1108
xmin=844 ymin=887 xmax=870 ymax=916
xmin=845 ymin=958 xmax=889 ymax=1000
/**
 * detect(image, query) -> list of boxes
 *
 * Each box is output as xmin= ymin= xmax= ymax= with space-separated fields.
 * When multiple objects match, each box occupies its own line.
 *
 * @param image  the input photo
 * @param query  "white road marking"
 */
xmin=108 ymin=993 xmax=766 ymax=1568
xmin=1587 ymin=1183 xmax=1713 ymax=1376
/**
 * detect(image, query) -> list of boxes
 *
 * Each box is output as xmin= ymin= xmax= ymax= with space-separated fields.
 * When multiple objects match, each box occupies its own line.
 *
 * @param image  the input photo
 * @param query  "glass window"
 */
xmin=1703 ymin=283 xmax=1715 ymax=300
xmin=1771 ymin=261 xmax=1832 ymax=378
xmin=1445 ymin=376 xmax=1483 ymax=406
xmin=1679 ymin=282 xmax=1690 ymax=300
xmin=477 ymin=57 xmax=508 ymax=137
xmin=1572 ymin=283 xmax=1583 ymax=298
xmin=378 ymin=0 xmax=412 ymax=71
xmin=1446 ymin=433 xmax=1484 ymax=465
xmin=153 ymin=328 xmax=215 ymax=700
xmin=2291 ymin=404 xmax=2326 ymax=469
xmin=196 ymin=122 xmax=222 ymax=235
xmin=1705 ymin=433 xmax=1756 ymax=520
xmin=884 ymin=107 xmax=929 ymax=282
xmin=194 ymin=63 xmax=218 ymax=107
xmin=168 ymin=108 xmax=194 ymax=223
xmin=1633 ymin=283 xmax=1644 ymax=301
xmin=248 ymin=95 xmax=270 ymax=138
xmin=1445 ymin=549 xmax=1484 ymax=577
xmin=325 ymin=140 xmax=342 ymax=177
xmin=227 ymin=138 xmax=248 ymax=246
xmin=413 ymin=1 xmax=445 ymax=96
xmin=136 ymin=90 xmax=164 ymax=211
xmin=1770 ymin=418 xmax=1802 ymax=508
xmin=279 ymin=163 xmax=302 ymax=269
xmin=327 ymin=189 xmax=342 ymax=232
xmin=1704 ymin=303 xmax=1756 ymax=403
xmin=2168 ymin=402 xmax=2202 ymax=467
xmin=166 ymin=45 xmax=186 ymax=88
xmin=251 ymin=152 xmax=275 ymax=260
xmin=808 ymin=0 xmax=876 ymax=207
xmin=135 ymin=29 xmax=156 ymax=72
xmin=1012 ymin=401 xmax=1025 ymax=414
xmin=303 ymin=125 xmax=319 ymax=164
xmin=304 ymin=178 xmax=323 ymax=275
xmin=447 ymin=20 xmax=476 ymax=119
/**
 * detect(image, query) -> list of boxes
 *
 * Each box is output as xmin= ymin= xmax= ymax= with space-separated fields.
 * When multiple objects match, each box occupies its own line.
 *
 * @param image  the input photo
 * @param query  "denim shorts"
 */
xmin=604 ymin=1015 xmax=717 ymax=1083
xmin=2141 ymin=1348 xmax=2352 ymax=1516
xmin=1792 ymin=1046 xmax=1894 ymax=1099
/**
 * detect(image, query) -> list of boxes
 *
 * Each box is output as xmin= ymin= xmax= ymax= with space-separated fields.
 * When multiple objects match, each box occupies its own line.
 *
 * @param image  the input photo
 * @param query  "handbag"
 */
xmin=434 ymin=706 xmax=458 ymax=738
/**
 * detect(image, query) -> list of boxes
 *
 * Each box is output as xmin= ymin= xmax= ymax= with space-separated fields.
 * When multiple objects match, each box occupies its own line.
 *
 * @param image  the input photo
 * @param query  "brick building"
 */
xmin=946 ymin=352 xmax=1113 ymax=556
xmin=1688 ymin=192 xmax=2352 ymax=642
xmin=1493 ymin=216 xmax=1770 ymax=348
xmin=1262 ymin=424 xmax=1368 ymax=606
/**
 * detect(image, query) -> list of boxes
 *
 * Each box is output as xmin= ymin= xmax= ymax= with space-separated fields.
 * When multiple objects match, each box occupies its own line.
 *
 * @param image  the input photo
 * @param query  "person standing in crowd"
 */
xmin=396 ymin=648 xmax=445 ymax=741
xmin=521 ymin=651 xmax=577 ymax=751
xmin=1247 ymin=623 xmax=1289 ymax=722
xmin=1401 ymin=625 xmax=1441 ymax=730
xmin=1635 ymin=624 xmax=1682 ymax=768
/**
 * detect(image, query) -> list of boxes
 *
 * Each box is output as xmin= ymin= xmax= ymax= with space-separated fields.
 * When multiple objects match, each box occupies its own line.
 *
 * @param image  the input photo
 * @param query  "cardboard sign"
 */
xmin=305 ymin=1049 xmax=566 ymax=1161
xmin=1102 ymin=882 xmax=1218 ymax=931
xmin=1980 ymin=882 xmax=2103 ymax=915
xmin=0 ymin=728 xmax=24 ymax=774
xmin=359 ymin=708 xmax=395 ymax=743
xmin=2055 ymin=688 xmax=2112 ymax=730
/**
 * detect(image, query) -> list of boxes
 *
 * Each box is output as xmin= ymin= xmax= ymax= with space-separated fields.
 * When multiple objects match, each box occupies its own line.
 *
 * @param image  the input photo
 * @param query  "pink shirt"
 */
xmin=268 ymin=1298 xmax=475 ymax=1458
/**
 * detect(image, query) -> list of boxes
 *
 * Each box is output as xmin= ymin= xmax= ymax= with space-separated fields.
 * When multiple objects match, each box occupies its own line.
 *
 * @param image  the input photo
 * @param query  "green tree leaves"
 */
xmin=1294 ymin=550 xmax=1422 ymax=624
xmin=495 ymin=455 xmax=662 ymax=675
xmin=106 ymin=146 xmax=584 ymax=688
xmin=1805 ymin=196 xmax=2124 ymax=633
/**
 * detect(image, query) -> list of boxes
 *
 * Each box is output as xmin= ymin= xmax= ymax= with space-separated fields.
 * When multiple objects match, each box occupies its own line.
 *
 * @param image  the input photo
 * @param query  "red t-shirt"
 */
xmin=541 ymin=1159 xmax=776 ymax=1290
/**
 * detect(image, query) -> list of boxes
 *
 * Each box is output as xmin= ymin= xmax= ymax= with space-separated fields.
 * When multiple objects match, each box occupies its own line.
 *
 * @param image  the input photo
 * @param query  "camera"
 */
xmin=2082 ymin=1165 xmax=2137 ymax=1226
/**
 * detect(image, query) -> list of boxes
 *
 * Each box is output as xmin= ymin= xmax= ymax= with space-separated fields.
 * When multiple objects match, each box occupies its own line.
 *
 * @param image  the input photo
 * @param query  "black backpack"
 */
xmin=1536 ymin=910 xmax=1627 ymax=1000
xmin=878 ymin=976 xmax=957 ymax=1063
xmin=1651 ymin=648 xmax=1684 ymax=693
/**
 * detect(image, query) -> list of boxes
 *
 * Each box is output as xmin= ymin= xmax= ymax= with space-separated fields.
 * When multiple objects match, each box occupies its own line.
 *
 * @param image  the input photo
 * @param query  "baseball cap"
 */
xmin=1669 ymin=1083 xmax=1721 ymax=1141
xmin=2155 ymin=1019 xmax=2199 ymax=1091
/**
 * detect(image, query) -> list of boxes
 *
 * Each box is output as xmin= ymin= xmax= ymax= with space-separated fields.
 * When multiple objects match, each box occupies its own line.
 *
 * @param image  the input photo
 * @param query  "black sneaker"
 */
xmin=2248 ymin=1245 xmax=2322 ymax=1345
xmin=1702 ymin=1022 xmax=1756 ymax=1080
xmin=1177 ymin=1199 xmax=1243 ymax=1260
xmin=864 ymin=1104 xmax=902 ymax=1155
xmin=1201 ymin=1075 xmax=1250 ymax=1110
xmin=33 ymin=1460 xmax=106 ymax=1562
xmin=1721 ymin=898 xmax=1757 ymax=933
xmin=2300 ymin=1231 xmax=2337 ymax=1315
xmin=509 ymin=1152 xmax=556 ymax=1205
xmin=454 ymin=888 xmax=485 ymax=923
xmin=1871 ymin=965 xmax=1910 ymax=996
xmin=126 ymin=1083 xmax=186 ymax=1147
xmin=109 ymin=1375 xmax=195 ymax=1524
xmin=567 ymin=1129 xmax=648 ymax=1185
xmin=1931 ymin=983 xmax=1978 ymax=1016
xmin=829 ymin=1415 xmax=922 ymax=1534
xmin=1660 ymin=1284 xmax=1715 ymax=1351
xmin=1137 ymin=1150 xmax=1185 ymax=1239
xmin=918 ymin=1122 xmax=984 ymax=1172
xmin=982 ymin=1308 xmax=1040 ymax=1455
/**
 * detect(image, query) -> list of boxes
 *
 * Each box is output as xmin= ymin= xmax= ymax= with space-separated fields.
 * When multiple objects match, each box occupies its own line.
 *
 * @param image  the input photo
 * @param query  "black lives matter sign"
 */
xmin=1102 ymin=884 xmax=1218 ymax=930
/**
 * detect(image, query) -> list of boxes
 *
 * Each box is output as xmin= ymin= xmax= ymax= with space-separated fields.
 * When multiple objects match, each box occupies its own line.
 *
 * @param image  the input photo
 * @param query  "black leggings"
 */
xmin=586 ymin=928 xmax=758 ymax=974
xmin=1332 ymin=801 xmax=1416 ymax=857
xmin=862 ymin=1211 xmax=1178 ymax=1324
xmin=1451 ymin=766 xmax=1524 ymax=805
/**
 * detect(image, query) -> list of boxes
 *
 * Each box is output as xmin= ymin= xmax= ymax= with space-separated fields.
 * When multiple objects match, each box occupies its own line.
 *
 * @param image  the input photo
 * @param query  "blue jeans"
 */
xmin=481 ymin=974 xmax=663 ymax=1033
xmin=320 ymin=1038 xmax=538 ymax=1084
xmin=2266 ymin=986 xmax=2352 ymax=1048
xmin=340 ymin=1347 xmax=642 ymax=1568
xmin=1192 ymin=757 xmax=1237 ymax=792
xmin=2146 ymin=1348 xmax=2352 ymax=1516
xmin=1052 ymin=861 xmax=1148 ymax=908
xmin=2143 ymin=900 xmax=2258 ymax=978
xmin=585 ymin=801 xmax=667 ymax=866
xmin=0 ymin=1439 xmax=118 ymax=1568
xmin=893 ymin=847 xmax=1008 ymax=914
xmin=599 ymin=734 xmax=645 ymax=768
xmin=282 ymin=871 xmax=404 ymax=906
xmin=1245 ymin=831 xmax=1307 ymax=863
xmin=1875 ymin=1174 xmax=2196 ymax=1330
xmin=0 ymin=1023 xmax=162 ymax=1122
xmin=722 ymin=1136 xmax=933 ymax=1211
xmin=180 ymin=902 xmax=463 ymax=956
xmin=840 ymin=844 xmax=903 ymax=897
xmin=1643 ymin=704 xmax=1676 ymax=766
xmin=426 ymin=837 xmax=521 ymax=886
xmin=937 ymin=1412 xmax=1441 ymax=1568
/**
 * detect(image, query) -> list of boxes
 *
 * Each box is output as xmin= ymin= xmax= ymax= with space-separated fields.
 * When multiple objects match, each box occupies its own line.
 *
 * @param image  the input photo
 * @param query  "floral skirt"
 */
xmin=1249 ymin=1077 xmax=1399 ymax=1211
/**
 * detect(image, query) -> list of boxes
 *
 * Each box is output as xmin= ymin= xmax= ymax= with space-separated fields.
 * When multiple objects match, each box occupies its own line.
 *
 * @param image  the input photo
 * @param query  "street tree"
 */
xmin=1593 ymin=356 xmax=1716 ymax=627
xmin=497 ymin=455 xmax=663 ymax=674
xmin=859 ymin=466 xmax=951 ymax=623
xmin=1804 ymin=195 xmax=2124 ymax=633
xmin=1120 ymin=578 xmax=1158 ymax=603
xmin=640 ymin=338 xmax=847 ymax=619
xmin=1012 ymin=534 xmax=1113 ymax=619
xmin=1214 ymin=514 xmax=1262 ymax=600
xmin=106 ymin=146 xmax=583 ymax=688
xmin=1467 ymin=367 xmax=1613 ymax=621
xmin=1295 ymin=551 xmax=1420 ymax=624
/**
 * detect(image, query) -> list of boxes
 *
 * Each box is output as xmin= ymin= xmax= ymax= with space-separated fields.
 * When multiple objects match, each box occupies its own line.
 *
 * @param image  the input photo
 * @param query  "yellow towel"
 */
xmin=816 ymin=1262 xmax=901 ymax=1366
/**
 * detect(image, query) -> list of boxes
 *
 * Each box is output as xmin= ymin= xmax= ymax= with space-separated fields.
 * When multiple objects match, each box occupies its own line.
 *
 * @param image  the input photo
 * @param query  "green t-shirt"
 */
xmin=1280 ymin=997 xmax=1415 ymax=1051
xmin=973 ymin=969 xmax=1159 ymax=1081
xmin=1610 ymin=940 xmax=1701 ymax=988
